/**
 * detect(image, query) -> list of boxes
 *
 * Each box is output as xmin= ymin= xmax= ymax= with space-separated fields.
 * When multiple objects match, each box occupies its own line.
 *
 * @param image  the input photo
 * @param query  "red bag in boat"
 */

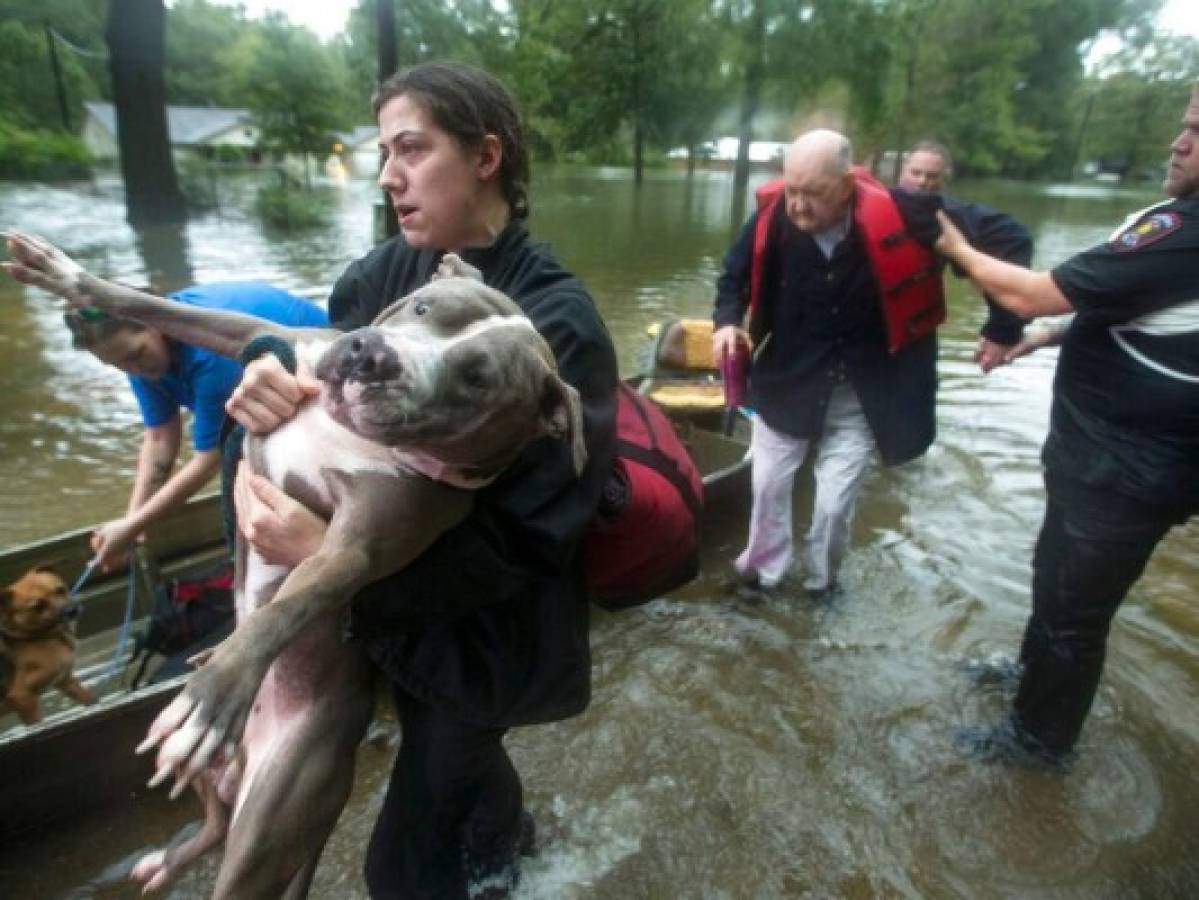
xmin=584 ymin=383 xmax=704 ymax=609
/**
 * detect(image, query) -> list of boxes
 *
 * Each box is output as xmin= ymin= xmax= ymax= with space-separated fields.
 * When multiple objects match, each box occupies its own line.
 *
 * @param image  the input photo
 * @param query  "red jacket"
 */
xmin=749 ymin=167 xmax=945 ymax=354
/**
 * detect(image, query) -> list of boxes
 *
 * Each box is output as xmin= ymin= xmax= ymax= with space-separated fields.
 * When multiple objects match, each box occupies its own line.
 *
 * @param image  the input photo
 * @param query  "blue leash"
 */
xmin=70 ymin=554 xmax=139 ymax=689
xmin=67 ymin=556 xmax=100 ymax=605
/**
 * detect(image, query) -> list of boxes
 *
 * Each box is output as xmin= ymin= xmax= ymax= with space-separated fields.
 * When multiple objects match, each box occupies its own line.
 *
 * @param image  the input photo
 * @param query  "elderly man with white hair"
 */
xmin=713 ymin=129 xmax=1031 ymax=602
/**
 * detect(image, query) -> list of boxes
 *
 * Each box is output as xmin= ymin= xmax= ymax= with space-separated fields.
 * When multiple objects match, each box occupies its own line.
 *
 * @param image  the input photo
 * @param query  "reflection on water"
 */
xmin=1 ymin=167 xmax=1196 ymax=898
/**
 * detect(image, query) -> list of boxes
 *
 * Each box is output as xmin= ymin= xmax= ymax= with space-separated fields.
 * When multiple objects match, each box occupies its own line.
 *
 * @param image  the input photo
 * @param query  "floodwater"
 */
xmin=0 ymin=167 xmax=1196 ymax=898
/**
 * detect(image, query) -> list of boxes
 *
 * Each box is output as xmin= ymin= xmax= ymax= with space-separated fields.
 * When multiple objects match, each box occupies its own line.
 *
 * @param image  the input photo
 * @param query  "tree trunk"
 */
xmin=731 ymin=0 xmax=766 ymax=225
xmin=631 ymin=13 xmax=644 ymax=185
xmin=377 ymin=0 xmax=399 ymax=238
xmin=105 ymin=0 xmax=186 ymax=229
xmin=890 ymin=48 xmax=919 ymax=183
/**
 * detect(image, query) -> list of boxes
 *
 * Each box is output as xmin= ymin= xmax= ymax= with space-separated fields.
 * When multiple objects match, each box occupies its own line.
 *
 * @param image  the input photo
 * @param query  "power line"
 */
xmin=47 ymin=26 xmax=108 ymax=61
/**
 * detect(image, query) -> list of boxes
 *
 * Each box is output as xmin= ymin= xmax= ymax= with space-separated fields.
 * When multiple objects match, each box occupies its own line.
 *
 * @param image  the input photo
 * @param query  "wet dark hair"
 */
xmin=372 ymin=61 xmax=531 ymax=220
xmin=63 ymin=308 xmax=145 ymax=351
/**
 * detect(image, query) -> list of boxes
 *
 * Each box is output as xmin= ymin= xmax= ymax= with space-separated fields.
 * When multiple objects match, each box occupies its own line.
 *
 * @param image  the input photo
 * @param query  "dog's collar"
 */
xmin=396 ymin=450 xmax=500 ymax=490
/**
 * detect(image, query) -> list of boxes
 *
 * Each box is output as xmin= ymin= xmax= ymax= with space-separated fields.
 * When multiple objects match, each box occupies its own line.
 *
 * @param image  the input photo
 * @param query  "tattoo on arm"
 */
xmin=149 ymin=460 xmax=172 ymax=493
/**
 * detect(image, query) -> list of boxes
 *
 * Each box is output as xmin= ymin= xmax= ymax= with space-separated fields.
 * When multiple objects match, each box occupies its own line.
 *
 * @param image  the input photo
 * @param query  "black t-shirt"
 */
xmin=1046 ymin=196 xmax=1199 ymax=507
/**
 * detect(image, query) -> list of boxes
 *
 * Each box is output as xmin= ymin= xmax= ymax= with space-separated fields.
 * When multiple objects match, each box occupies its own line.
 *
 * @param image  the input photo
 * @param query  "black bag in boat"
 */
xmin=131 ymin=561 xmax=236 ymax=687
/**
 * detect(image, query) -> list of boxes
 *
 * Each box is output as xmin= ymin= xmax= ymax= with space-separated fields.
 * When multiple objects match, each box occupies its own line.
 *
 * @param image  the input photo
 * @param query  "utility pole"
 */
xmin=44 ymin=25 xmax=72 ymax=131
xmin=376 ymin=0 xmax=399 ymax=239
xmin=1068 ymin=90 xmax=1096 ymax=182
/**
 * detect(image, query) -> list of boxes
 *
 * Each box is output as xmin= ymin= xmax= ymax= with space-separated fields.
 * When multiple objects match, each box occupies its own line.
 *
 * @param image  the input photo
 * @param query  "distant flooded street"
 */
xmin=1 ymin=167 xmax=1196 ymax=898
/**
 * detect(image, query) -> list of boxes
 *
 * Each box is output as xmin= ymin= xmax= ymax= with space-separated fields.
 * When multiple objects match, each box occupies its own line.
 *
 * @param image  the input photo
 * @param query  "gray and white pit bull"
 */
xmin=3 ymin=230 xmax=585 ymax=898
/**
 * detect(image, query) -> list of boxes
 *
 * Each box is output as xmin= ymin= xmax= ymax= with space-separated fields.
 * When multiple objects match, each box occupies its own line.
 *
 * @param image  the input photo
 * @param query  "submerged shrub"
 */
xmin=177 ymin=157 xmax=220 ymax=211
xmin=253 ymin=182 xmax=331 ymax=230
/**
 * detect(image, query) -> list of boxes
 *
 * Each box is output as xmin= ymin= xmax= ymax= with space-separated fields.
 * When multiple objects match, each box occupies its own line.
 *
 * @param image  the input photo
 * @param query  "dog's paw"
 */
xmin=130 ymin=848 xmax=172 ymax=892
xmin=2 ymin=231 xmax=88 ymax=304
xmin=434 ymin=252 xmax=483 ymax=282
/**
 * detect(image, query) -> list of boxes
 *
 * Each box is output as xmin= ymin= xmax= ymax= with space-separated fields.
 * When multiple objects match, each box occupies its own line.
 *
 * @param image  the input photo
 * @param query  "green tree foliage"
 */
xmin=1006 ymin=0 xmax=1142 ymax=178
xmin=165 ymin=0 xmax=252 ymax=106
xmin=0 ymin=0 xmax=108 ymax=103
xmin=1081 ymin=34 xmax=1199 ymax=180
xmin=766 ymin=0 xmax=893 ymax=140
xmin=505 ymin=0 xmax=577 ymax=156
xmin=499 ymin=0 xmax=732 ymax=171
xmin=236 ymin=16 xmax=354 ymax=173
xmin=339 ymin=0 xmax=508 ymax=115
xmin=875 ymin=0 xmax=1151 ymax=177
xmin=0 ymin=16 xmax=98 ymax=131
xmin=0 ymin=0 xmax=1186 ymax=184
xmin=655 ymin=1 xmax=735 ymax=170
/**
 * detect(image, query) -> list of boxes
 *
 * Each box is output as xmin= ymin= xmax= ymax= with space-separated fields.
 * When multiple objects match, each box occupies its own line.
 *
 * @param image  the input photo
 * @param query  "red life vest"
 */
xmin=584 ymin=383 xmax=704 ymax=610
xmin=749 ymin=167 xmax=945 ymax=354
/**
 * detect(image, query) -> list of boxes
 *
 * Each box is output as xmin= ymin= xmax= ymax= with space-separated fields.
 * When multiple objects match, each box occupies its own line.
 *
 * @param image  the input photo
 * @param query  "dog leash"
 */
xmin=70 ymin=553 xmax=139 ymax=690
xmin=65 ymin=554 xmax=100 ymax=616
xmin=100 ymin=560 xmax=138 ymax=689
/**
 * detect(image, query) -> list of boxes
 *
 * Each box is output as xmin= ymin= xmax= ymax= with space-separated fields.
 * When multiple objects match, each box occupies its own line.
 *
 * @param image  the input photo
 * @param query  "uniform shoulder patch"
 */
xmin=1110 ymin=210 xmax=1182 ymax=252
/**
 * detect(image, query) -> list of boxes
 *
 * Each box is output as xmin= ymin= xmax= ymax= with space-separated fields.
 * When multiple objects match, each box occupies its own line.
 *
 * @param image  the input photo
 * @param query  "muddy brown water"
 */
xmin=0 ymin=169 xmax=1195 ymax=898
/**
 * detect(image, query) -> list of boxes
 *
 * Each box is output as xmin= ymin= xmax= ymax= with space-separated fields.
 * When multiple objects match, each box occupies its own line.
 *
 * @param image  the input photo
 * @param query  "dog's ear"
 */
xmin=539 ymin=372 xmax=587 ymax=476
xmin=0 ymin=586 xmax=12 ymax=612
xmin=433 ymin=253 xmax=483 ymax=283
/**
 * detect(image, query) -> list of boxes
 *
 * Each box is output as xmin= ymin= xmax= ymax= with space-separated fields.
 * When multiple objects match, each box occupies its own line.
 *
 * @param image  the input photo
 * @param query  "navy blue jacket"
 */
xmin=714 ymin=189 xmax=1032 ymax=466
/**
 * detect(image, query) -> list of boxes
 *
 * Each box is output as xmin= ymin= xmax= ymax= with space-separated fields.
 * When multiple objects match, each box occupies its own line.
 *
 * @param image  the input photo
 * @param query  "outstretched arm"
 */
xmin=935 ymin=211 xmax=1073 ymax=319
xmin=3 ymin=231 xmax=332 ymax=359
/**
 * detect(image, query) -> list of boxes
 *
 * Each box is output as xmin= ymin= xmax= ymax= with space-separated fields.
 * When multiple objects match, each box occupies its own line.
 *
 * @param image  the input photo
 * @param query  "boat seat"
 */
xmin=641 ymin=319 xmax=727 ymax=415
xmin=646 ymin=382 xmax=726 ymax=412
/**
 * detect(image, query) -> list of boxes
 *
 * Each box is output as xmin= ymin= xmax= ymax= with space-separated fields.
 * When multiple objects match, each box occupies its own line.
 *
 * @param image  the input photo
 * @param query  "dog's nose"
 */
xmin=321 ymin=329 xmax=401 ymax=384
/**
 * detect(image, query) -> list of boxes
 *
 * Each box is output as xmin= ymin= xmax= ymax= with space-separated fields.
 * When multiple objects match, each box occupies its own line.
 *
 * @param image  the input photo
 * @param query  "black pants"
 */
xmin=365 ymin=688 xmax=523 ymax=899
xmin=1013 ymin=473 xmax=1190 ymax=757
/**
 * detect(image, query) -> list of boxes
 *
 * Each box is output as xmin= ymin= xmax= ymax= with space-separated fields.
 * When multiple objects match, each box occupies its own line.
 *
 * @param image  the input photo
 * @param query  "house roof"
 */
xmin=84 ymin=101 xmax=254 ymax=145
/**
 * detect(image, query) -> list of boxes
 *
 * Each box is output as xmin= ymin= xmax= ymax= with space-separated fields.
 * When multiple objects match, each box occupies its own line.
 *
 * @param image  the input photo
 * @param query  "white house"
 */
xmin=81 ymin=101 xmax=261 ymax=161
xmin=668 ymin=137 xmax=788 ymax=167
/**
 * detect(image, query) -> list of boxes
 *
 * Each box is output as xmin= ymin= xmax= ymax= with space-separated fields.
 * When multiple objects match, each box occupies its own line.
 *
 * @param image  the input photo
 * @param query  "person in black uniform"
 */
xmin=226 ymin=62 xmax=619 ymax=896
xmin=711 ymin=129 xmax=1032 ymax=601
xmin=935 ymin=84 xmax=1199 ymax=763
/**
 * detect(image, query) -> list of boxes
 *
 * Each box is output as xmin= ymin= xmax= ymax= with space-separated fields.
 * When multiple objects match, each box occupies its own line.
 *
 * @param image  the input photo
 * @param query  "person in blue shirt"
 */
xmin=63 ymin=282 xmax=327 ymax=571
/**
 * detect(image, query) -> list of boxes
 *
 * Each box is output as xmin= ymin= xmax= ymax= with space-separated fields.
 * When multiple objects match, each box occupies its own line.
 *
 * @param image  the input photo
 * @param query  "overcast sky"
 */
xmin=211 ymin=0 xmax=350 ymax=40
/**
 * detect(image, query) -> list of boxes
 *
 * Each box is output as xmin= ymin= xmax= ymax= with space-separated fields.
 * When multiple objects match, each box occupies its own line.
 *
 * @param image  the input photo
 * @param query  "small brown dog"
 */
xmin=1 ymin=565 xmax=96 ymax=724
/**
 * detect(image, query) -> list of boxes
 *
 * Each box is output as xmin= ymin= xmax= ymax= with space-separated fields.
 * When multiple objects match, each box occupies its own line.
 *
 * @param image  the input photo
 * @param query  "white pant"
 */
xmin=736 ymin=382 xmax=876 ymax=590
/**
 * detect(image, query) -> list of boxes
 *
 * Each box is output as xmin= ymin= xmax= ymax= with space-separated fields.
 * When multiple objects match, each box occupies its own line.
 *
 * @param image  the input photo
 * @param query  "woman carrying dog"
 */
xmin=227 ymin=61 xmax=619 ymax=897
